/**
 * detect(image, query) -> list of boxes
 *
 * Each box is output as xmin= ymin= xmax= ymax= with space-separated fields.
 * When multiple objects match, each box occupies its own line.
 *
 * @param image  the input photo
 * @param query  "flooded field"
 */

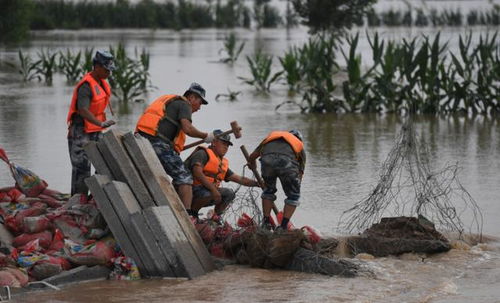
xmin=1 ymin=14 xmax=499 ymax=302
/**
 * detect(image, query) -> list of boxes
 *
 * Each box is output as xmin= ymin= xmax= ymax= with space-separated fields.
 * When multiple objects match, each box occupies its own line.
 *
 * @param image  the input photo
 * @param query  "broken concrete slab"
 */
xmin=85 ymin=175 xmax=148 ymax=276
xmin=97 ymin=130 xmax=155 ymax=209
xmin=143 ymin=206 xmax=205 ymax=279
xmin=122 ymin=132 xmax=216 ymax=273
xmin=28 ymin=265 xmax=111 ymax=289
xmin=83 ymin=141 xmax=114 ymax=178
xmin=103 ymin=181 xmax=161 ymax=277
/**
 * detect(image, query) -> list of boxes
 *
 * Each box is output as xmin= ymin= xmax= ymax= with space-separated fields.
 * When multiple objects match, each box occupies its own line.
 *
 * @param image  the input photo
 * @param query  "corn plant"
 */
xmin=81 ymin=47 xmax=94 ymax=73
xmin=239 ymin=49 xmax=283 ymax=92
xmin=295 ymin=34 xmax=341 ymax=113
xmin=215 ymin=88 xmax=241 ymax=101
xmin=219 ymin=32 xmax=245 ymax=65
xmin=108 ymin=44 xmax=153 ymax=103
xmin=36 ymin=49 xmax=58 ymax=84
xmin=340 ymin=32 xmax=380 ymax=113
xmin=278 ymin=47 xmax=302 ymax=92
xmin=16 ymin=50 xmax=41 ymax=82
xmin=58 ymin=49 xmax=83 ymax=83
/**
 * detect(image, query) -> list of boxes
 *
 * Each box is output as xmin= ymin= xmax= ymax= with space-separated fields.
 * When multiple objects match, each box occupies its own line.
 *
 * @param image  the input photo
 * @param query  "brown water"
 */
xmin=1 ymin=27 xmax=500 ymax=302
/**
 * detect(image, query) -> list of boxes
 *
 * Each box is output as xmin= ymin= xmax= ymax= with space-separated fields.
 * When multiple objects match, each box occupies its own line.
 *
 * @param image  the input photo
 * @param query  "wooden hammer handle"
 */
xmin=240 ymin=145 xmax=279 ymax=216
xmin=182 ymin=129 xmax=235 ymax=151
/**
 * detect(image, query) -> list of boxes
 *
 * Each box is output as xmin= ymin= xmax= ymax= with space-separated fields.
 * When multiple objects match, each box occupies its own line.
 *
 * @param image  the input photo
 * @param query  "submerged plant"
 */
xmin=239 ymin=49 xmax=283 ymax=92
xmin=215 ymin=88 xmax=241 ymax=101
xmin=279 ymin=47 xmax=302 ymax=92
xmin=81 ymin=47 xmax=95 ymax=74
xmin=219 ymin=33 xmax=245 ymax=65
xmin=16 ymin=50 xmax=41 ymax=82
xmin=58 ymin=49 xmax=83 ymax=83
xmin=108 ymin=44 xmax=154 ymax=103
xmin=36 ymin=49 xmax=58 ymax=84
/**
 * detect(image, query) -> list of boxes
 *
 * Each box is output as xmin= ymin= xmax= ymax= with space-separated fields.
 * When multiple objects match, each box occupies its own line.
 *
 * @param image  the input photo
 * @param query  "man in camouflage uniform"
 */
xmin=67 ymin=50 xmax=116 ymax=197
xmin=136 ymin=83 xmax=215 ymax=216
xmin=184 ymin=130 xmax=259 ymax=218
xmin=248 ymin=129 xmax=306 ymax=230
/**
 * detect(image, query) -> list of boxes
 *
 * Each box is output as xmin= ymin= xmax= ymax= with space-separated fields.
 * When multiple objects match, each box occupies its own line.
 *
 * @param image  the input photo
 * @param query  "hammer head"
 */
xmin=230 ymin=121 xmax=242 ymax=139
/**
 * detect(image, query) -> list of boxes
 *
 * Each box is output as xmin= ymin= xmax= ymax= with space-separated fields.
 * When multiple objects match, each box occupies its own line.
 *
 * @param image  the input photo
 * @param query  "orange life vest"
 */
xmin=67 ymin=72 xmax=111 ymax=133
xmin=192 ymin=146 xmax=229 ymax=187
xmin=135 ymin=94 xmax=188 ymax=153
xmin=261 ymin=131 xmax=304 ymax=159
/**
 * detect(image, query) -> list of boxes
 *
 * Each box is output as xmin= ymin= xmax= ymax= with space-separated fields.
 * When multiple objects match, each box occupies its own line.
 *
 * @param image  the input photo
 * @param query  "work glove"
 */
xmin=204 ymin=132 xmax=215 ymax=143
xmin=101 ymin=120 xmax=116 ymax=128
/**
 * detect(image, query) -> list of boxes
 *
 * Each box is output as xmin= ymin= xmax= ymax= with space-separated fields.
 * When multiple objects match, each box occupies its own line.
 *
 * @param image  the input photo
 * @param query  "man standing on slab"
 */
xmin=67 ymin=50 xmax=116 ymax=198
xmin=136 ymin=83 xmax=215 ymax=217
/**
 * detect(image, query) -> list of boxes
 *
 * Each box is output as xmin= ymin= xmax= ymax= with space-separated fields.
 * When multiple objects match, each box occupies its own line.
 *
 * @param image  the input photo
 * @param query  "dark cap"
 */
xmin=93 ymin=50 xmax=116 ymax=71
xmin=289 ymin=129 xmax=303 ymax=141
xmin=213 ymin=129 xmax=232 ymax=146
xmin=184 ymin=82 xmax=208 ymax=105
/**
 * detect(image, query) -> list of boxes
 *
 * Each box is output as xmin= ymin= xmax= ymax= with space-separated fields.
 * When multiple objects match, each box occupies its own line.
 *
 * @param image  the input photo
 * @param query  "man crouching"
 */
xmin=184 ymin=129 xmax=259 ymax=218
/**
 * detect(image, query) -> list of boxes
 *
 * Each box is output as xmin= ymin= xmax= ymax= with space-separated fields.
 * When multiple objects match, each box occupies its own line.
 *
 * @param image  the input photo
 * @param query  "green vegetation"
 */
xmin=0 ymin=0 xmax=33 ymax=43
xmin=219 ymin=33 xmax=246 ymax=65
xmin=369 ymin=6 xmax=500 ymax=27
xmin=11 ymin=46 xmax=153 ymax=103
xmin=27 ymin=0 xmax=281 ymax=31
xmin=215 ymin=0 xmax=251 ymax=28
xmin=16 ymin=50 xmax=41 ymax=82
xmin=108 ymin=45 xmax=154 ymax=103
xmin=37 ymin=50 xmax=58 ymax=84
xmin=264 ymin=32 xmax=500 ymax=115
xmin=292 ymin=0 xmax=376 ymax=34
xmin=239 ymin=49 xmax=283 ymax=92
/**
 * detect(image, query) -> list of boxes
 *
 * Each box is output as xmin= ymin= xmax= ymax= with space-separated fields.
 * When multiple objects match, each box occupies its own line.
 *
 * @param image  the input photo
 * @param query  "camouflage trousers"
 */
xmin=68 ymin=123 xmax=102 ymax=195
xmin=141 ymin=134 xmax=193 ymax=186
xmin=192 ymin=185 xmax=236 ymax=206
xmin=260 ymin=153 xmax=302 ymax=206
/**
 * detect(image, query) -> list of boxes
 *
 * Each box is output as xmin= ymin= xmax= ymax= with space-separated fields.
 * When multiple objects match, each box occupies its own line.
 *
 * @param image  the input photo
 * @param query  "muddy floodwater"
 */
xmin=1 ymin=15 xmax=500 ymax=303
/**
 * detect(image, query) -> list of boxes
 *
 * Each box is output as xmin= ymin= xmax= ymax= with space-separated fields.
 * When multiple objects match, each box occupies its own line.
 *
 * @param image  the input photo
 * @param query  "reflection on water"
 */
xmin=1 ymin=27 xmax=500 ymax=302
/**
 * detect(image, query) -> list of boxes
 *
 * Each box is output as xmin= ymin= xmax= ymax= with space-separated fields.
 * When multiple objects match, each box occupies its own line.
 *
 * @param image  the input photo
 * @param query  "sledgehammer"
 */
xmin=182 ymin=121 xmax=242 ymax=150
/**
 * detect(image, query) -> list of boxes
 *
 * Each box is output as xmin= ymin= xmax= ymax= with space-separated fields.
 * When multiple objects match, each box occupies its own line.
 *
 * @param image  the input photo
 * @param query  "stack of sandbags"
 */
xmin=0 ymin=185 xmax=124 ymax=286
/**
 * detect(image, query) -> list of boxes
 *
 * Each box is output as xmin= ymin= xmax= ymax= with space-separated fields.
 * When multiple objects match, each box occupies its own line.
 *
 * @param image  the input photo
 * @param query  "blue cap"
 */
xmin=213 ymin=129 xmax=232 ymax=145
xmin=184 ymin=82 xmax=208 ymax=104
xmin=93 ymin=50 xmax=116 ymax=71
xmin=289 ymin=129 xmax=303 ymax=141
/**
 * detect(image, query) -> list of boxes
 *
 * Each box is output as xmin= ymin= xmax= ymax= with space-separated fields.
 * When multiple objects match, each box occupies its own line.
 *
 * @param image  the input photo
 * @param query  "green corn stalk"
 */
xmin=36 ymin=49 xmax=57 ymax=84
xmin=340 ymin=32 xmax=377 ymax=113
xmin=278 ymin=47 xmax=302 ymax=92
xmin=108 ymin=44 xmax=153 ymax=103
xmin=82 ymin=47 xmax=94 ymax=73
xmin=59 ymin=49 xmax=83 ymax=83
xmin=219 ymin=32 xmax=245 ymax=65
xmin=16 ymin=50 xmax=41 ymax=82
xmin=239 ymin=49 xmax=283 ymax=92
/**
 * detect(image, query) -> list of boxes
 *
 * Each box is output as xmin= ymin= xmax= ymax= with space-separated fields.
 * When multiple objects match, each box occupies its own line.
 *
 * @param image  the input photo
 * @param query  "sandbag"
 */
xmin=0 ymin=270 xmax=21 ymax=287
xmin=68 ymin=239 xmax=115 ymax=266
xmin=30 ymin=262 xmax=63 ymax=280
xmin=23 ymin=215 xmax=52 ymax=234
xmin=12 ymin=230 xmax=52 ymax=249
xmin=3 ymin=267 xmax=28 ymax=286
xmin=0 ymin=149 xmax=48 ymax=197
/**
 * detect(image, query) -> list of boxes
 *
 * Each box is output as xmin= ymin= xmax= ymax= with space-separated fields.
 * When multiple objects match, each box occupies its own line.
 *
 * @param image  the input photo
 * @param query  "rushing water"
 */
xmin=1 ymin=24 xmax=500 ymax=302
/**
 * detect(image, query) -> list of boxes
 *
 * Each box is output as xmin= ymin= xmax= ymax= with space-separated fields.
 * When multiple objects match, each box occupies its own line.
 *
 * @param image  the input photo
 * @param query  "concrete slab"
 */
xmin=97 ymin=130 xmax=155 ymax=209
xmin=122 ymin=132 xmax=216 ymax=273
xmin=144 ymin=206 xmax=205 ymax=279
xmin=85 ymin=175 xmax=148 ymax=277
xmin=103 ymin=181 xmax=161 ymax=276
xmin=83 ymin=141 xmax=114 ymax=178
